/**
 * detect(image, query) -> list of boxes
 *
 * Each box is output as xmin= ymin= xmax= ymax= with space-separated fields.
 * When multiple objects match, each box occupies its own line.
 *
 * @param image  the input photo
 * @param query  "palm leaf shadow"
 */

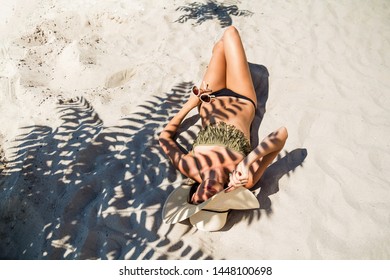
xmin=0 ymin=84 xmax=213 ymax=260
xmin=175 ymin=0 xmax=253 ymax=28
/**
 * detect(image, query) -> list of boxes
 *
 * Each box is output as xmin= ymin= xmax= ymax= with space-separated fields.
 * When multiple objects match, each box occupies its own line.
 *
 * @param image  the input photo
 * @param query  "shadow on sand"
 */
xmin=0 ymin=82 xmax=212 ymax=260
xmin=175 ymin=0 xmax=253 ymax=28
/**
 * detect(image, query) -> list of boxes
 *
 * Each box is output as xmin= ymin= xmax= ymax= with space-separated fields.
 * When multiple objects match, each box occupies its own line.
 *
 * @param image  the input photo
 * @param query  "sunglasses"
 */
xmin=192 ymin=83 xmax=215 ymax=103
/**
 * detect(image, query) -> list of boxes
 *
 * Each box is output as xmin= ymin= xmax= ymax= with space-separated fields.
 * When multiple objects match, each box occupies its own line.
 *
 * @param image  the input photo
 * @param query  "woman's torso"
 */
xmin=188 ymin=95 xmax=256 ymax=187
xmin=198 ymin=95 xmax=255 ymax=138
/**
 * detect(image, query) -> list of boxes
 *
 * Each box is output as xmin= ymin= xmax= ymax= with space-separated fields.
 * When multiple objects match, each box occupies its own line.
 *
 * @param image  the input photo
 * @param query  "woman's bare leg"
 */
xmin=222 ymin=26 xmax=256 ymax=105
xmin=201 ymin=40 xmax=227 ymax=91
xmin=201 ymin=26 xmax=255 ymax=99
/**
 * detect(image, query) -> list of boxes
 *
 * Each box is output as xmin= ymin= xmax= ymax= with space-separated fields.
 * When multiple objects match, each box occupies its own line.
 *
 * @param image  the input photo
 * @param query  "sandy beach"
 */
xmin=0 ymin=0 xmax=389 ymax=260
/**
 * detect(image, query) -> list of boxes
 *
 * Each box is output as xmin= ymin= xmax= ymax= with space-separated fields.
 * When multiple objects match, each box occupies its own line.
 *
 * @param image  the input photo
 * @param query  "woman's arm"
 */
xmin=227 ymin=127 xmax=288 ymax=191
xmin=159 ymin=96 xmax=202 ymax=181
xmin=159 ymin=101 xmax=194 ymax=166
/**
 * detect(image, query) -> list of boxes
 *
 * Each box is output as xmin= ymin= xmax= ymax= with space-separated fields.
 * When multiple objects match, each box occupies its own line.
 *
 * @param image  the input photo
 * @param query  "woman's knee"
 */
xmin=223 ymin=26 xmax=240 ymax=42
xmin=214 ymin=26 xmax=240 ymax=53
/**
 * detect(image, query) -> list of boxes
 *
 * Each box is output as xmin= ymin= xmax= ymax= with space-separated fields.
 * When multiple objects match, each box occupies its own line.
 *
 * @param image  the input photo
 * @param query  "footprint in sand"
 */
xmin=105 ymin=69 xmax=135 ymax=88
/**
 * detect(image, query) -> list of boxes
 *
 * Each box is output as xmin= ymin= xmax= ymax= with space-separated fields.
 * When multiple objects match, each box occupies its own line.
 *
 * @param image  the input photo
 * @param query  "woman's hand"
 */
xmin=226 ymin=161 xmax=250 ymax=192
xmin=186 ymin=82 xmax=213 ymax=109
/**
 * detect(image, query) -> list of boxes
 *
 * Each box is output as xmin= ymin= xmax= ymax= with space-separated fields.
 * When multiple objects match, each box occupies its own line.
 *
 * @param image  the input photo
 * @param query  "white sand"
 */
xmin=0 ymin=0 xmax=389 ymax=260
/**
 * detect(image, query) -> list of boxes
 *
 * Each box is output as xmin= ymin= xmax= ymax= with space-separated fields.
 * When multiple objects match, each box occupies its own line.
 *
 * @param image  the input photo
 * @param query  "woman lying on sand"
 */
xmin=159 ymin=26 xmax=288 ymax=204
